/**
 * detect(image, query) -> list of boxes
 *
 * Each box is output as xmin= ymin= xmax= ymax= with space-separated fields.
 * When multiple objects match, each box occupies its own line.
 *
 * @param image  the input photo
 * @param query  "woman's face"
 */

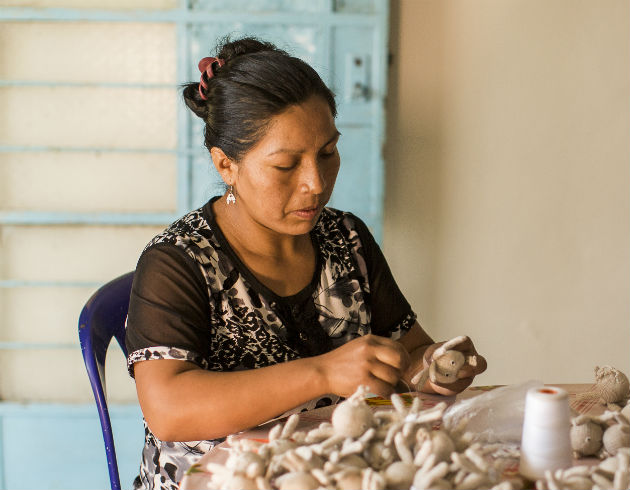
xmin=232 ymin=95 xmax=341 ymax=236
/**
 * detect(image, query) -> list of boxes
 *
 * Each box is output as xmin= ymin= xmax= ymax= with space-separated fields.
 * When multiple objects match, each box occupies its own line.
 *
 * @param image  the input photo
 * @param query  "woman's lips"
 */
xmin=293 ymin=206 xmax=319 ymax=219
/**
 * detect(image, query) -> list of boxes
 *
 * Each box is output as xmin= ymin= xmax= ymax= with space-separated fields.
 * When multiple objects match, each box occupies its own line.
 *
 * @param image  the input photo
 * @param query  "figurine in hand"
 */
xmin=410 ymin=336 xmax=486 ymax=395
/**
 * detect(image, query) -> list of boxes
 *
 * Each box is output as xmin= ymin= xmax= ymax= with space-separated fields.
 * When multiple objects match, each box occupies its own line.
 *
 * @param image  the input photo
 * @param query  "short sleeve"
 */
xmin=125 ymin=244 xmax=212 ymax=376
xmin=353 ymin=217 xmax=417 ymax=339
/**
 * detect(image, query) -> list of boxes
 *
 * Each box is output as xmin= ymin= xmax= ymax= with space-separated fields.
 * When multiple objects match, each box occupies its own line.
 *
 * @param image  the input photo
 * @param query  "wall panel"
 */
xmin=0 ymin=346 xmax=136 ymax=403
xmin=0 ymin=225 xmax=163 ymax=282
xmin=0 ymin=287 xmax=94 ymax=344
xmin=0 ymin=153 xmax=176 ymax=213
xmin=0 ymin=22 xmax=176 ymax=83
xmin=0 ymin=0 xmax=176 ymax=9
xmin=0 ymin=87 xmax=177 ymax=149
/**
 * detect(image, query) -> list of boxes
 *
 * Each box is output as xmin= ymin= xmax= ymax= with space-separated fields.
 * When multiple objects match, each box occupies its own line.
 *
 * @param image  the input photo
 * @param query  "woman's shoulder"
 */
xmin=143 ymin=203 xmax=218 ymax=255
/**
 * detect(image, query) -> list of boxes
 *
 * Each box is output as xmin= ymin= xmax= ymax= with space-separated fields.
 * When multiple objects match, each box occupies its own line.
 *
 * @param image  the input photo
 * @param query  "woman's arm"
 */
xmin=397 ymin=322 xmax=487 ymax=396
xmin=134 ymin=333 xmax=409 ymax=442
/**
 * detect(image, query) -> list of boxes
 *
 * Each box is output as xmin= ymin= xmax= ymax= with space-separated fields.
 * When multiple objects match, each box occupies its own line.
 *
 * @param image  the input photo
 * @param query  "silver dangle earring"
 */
xmin=226 ymin=185 xmax=236 ymax=205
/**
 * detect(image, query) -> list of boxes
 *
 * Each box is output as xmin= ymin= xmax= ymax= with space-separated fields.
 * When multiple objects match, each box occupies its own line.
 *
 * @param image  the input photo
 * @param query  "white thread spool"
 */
xmin=519 ymin=386 xmax=572 ymax=480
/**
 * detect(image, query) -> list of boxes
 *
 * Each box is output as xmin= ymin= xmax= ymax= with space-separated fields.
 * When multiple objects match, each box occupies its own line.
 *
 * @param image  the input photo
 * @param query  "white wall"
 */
xmin=385 ymin=0 xmax=630 ymax=385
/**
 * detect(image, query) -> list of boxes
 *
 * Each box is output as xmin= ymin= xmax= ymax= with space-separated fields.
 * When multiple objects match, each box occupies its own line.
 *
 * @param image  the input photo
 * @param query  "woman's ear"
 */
xmin=210 ymin=147 xmax=238 ymax=186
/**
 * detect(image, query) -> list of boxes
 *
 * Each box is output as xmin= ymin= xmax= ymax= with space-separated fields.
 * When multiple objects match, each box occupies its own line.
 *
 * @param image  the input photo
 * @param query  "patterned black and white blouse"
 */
xmin=125 ymin=197 xmax=416 ymax=490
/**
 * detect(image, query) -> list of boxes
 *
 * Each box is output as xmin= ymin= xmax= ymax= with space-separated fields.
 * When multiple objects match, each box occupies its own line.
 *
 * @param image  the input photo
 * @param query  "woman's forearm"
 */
xmin=135 ymin=332 xmax=423 ymax=442
xmin=135 ymin=356 xmax=327 ymax=442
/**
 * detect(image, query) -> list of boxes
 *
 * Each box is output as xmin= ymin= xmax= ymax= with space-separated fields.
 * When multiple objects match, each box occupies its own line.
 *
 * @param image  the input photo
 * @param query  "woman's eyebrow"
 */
xmin=321 ymin=130 xmax=341 ymax=148
xmin=265 ymin=130 xmax=341 ymax=157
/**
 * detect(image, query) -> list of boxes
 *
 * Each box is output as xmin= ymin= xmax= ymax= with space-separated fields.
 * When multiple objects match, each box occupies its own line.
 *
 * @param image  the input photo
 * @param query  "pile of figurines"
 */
xmin=202 ymin=386 xmax=522 ymax=490
xmin=199 ymin=365 xmax=630 ymax=490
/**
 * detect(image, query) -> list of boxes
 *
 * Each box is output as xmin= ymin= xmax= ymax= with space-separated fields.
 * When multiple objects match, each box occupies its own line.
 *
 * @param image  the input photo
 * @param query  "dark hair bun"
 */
xmin=182 ymin=36 xmax=279 ymax=121
xmin=182 ymin=35 xmax=336 ymax=161
xmin=182 ymin=83 xmax=209 ymax=119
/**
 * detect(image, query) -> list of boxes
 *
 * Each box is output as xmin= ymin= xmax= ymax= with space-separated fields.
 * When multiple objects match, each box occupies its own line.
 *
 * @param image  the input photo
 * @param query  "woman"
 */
xmin=125 ymin=37 xmax=486 ymax=490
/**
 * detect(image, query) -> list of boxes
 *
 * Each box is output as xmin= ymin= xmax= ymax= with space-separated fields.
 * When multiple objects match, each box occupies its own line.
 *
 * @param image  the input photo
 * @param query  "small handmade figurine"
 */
xmin=569 ymin=366 xmax=630 ymax=465
xmin=571 ymin=408 xmax=630 ymax=459
xmin=576 ymin=366 xmax=630 ymax=407
xmin=330 ymin=386 xmax=375 ymax=438
xmin=410 ymin=335 xmax=480 ymax=390
xmin=570 ymin=415 xmax=605 ymax=458
xmin=602 ymin=416 xmax=630 ymax=457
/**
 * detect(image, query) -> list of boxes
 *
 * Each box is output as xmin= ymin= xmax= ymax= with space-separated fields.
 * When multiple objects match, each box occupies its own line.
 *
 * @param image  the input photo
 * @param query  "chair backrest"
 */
xmin=78 ymin=272 xmax=134 ymax=490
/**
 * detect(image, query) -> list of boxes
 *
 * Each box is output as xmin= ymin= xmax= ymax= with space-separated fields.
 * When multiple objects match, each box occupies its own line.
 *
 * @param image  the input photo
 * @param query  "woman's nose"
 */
xmin=300 ymin=160 xmax=325 ymax=194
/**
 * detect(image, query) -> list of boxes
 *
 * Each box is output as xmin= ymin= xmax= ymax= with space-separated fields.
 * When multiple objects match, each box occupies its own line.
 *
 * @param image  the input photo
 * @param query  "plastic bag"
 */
xmin=442 ymin=380 xmax=543 ymax=444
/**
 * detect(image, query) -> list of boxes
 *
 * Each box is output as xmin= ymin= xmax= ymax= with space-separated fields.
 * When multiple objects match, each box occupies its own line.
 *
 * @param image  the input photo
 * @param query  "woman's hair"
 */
xmin=182 ymin=36 xmax=337 ymax=161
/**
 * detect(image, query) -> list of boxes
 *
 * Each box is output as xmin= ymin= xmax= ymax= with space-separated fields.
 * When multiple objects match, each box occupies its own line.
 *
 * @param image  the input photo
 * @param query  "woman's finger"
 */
xmin=368 ymin=359 xmax=404 ymax=387
xmin=373 ymin=339 xmax=411 ymax=372
xmin=366 ymin=374 xmax=397 ymax=398
xmin=429 ymin=376 xmax=474 ymax=396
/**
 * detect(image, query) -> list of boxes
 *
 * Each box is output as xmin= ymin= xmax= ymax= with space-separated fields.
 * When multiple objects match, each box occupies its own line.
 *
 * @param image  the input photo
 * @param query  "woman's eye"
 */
xmin=320 ymin=147 xmax=337 ymax=158
xmin=275 ymin=165 xmax=295 ymax=172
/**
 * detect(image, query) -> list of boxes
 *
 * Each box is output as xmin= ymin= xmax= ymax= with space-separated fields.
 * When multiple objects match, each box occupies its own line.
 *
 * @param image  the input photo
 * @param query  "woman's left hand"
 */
xmin=414 ymin=336 xmax=487 ymax=396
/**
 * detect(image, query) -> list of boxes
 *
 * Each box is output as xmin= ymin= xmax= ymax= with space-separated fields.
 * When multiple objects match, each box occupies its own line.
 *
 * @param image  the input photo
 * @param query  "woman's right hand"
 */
xmin=315 ymin=334 xmax=410 ymax=398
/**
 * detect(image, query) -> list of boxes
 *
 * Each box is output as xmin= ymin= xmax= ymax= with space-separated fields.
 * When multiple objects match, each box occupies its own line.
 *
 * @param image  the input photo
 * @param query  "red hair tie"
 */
xmin=198 ymin=57 xmax=225 ymax=100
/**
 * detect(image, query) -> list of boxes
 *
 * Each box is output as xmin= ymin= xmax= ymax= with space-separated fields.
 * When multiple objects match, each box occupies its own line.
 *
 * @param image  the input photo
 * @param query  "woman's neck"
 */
xmin=212 ymin=195 xmax=317 ymax=297
xmin=212 ymin=195 xmax=310 ymax=263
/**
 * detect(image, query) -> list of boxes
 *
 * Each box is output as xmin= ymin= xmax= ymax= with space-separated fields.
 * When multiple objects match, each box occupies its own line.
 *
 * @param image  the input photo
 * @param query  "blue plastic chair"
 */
xmin=78 ymin=272 xmax=134 ymax=490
